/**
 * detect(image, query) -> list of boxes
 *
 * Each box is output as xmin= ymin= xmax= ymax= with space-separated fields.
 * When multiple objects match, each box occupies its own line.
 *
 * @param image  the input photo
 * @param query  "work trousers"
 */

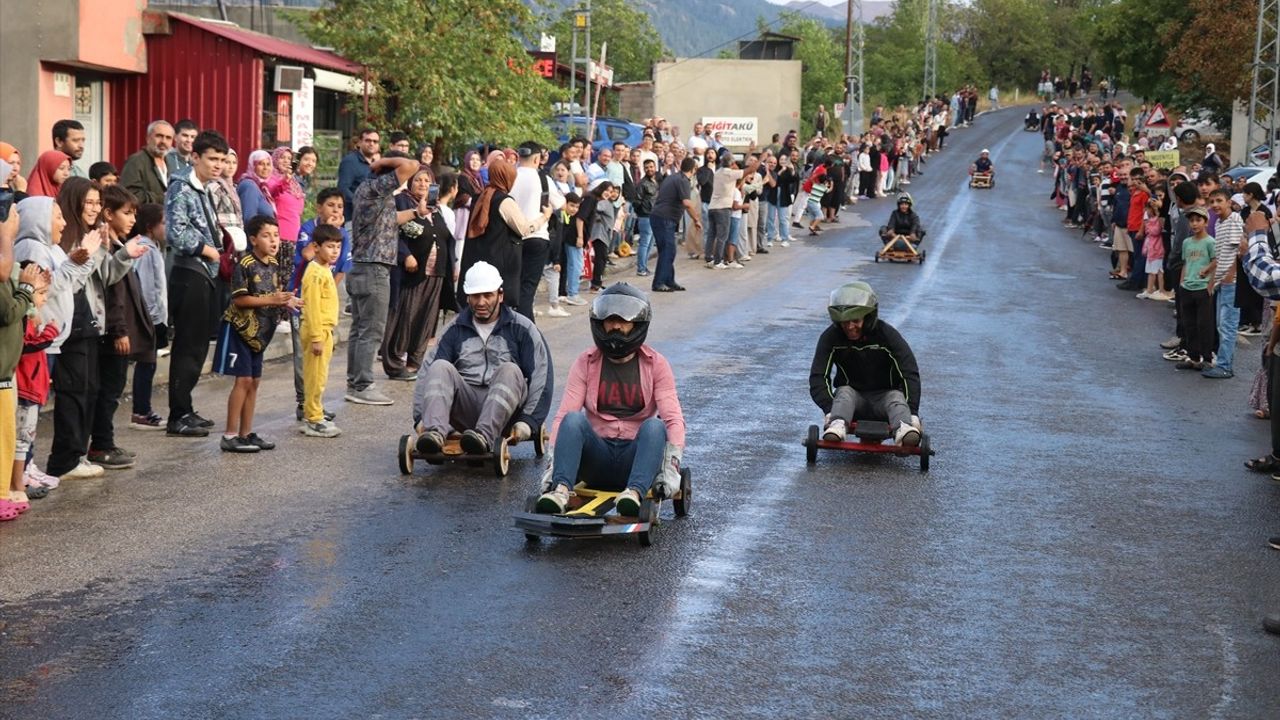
xmin=830 ymin=386 xmax=911 ymax=430
xmin=419 ymin=360 xmax=527 ymax=445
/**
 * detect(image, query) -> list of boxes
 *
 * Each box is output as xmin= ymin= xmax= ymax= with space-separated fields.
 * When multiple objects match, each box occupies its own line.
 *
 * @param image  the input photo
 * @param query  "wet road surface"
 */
xmin=4 ymin=108 xmax=1280 ymax=718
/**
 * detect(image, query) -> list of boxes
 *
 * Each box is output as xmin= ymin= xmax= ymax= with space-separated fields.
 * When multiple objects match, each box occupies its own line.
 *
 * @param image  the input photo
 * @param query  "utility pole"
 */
xmin=1248 ymin=0 xmax=1280 ymax=167
xmin=569 ymin=2 xmax=591 ymax=119
xmin=922 ymin=0 xmax=938 ymax=101
xmin=844 ymin=0 xmax=864 ymax=135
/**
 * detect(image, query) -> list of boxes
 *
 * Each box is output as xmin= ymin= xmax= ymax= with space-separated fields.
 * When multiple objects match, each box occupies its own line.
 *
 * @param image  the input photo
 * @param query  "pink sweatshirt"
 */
xmin=1143 ymin=214 xmax=1164 ymax=261
xmin=268 ymin=176 xmax=304 ymax=242
xmin=551 ymin=345 xmax=686 ymax=448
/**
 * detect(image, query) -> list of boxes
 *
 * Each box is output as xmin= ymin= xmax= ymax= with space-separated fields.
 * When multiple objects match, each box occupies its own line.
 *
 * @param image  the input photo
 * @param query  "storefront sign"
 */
xmin=292 ymin=78 xmax=315 ymax=150
xmin=701 ymin=117 xmax=758 ymax=146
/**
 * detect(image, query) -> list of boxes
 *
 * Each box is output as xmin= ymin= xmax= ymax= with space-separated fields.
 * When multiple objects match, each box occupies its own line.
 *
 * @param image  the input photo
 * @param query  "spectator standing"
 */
xmin=26 ymin=151 xmax=71 ymax=198
xmin=237 ymin=150 xmax=276 ymax=224
xmin=166 ymin=119 xmax=199 ymax=179
xmin=300 ymin=225 xmax=344 ymax=438
xmin=51 ymin=120 xmax=86 ymax=178
xmin=460 ymin=158 xmax=550 ymax=310
xmin=127 ymin=204 xmax=167 ymax=430
xmin=119 ymin=120 xmax=175 ymax=204
xmin=511 ymin=142 xmax=552 ymax=319
xmin=650 ymin=157 xmax=699 ymax=293
xmin=1178 ymin=206 xmax=1217 ymax=370
xmin=1202 ymin=189 xmax=1243 ymax=378
xmin=338 ymin=128 xmax=380 ymax=223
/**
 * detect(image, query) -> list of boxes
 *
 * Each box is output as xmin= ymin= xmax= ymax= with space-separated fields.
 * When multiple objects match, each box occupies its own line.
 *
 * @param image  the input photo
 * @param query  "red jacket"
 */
xmin=18 ymin=318 xmax=59 ymax=405
xmin=1128 ymin=189 xmax=1149 ymax=233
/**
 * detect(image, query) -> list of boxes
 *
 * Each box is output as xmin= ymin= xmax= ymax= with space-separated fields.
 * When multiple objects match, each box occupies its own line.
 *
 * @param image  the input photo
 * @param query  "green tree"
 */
xmin=302 ymin=0 xmax=557 ymax=151
xmin=774 ymin=15 xmax=844 ymax=137
xmin=863 ymin=0 xmax=981 ymax=107
xmin=1089 ymin=0 xmax=1193 ymax=100
xmin=546 ymin=0 xmax=667 ymax=83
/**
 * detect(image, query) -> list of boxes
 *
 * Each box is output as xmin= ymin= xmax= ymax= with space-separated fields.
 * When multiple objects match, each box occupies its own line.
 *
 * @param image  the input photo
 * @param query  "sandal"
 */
xmin=1256 ymin=410 xmax=1270 ymax=420
xmin=1246 ymin=455 xmax=1280 ymax=472
xmin=0 ymin=499 xmax=19 ymax=521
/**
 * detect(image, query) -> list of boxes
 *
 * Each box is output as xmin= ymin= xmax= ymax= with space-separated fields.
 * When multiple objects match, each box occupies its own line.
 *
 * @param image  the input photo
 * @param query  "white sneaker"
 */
xmin=728 ymin=261 xmax=745 ymax=269
xmin=25 ymin=464 xmax=59 ymax=489
xmin=823 ymin=418 xmax=847 ymax=442
xmin=563 ymin=296 xmax=588 ymax=306
xmin=713 ymin=262 xmax=727 ymax=269
xmin=614 ymin=487 xmax=642 ymax=517
xmin=741 ymin=254 xmax=752 ymax=261
xmin=780 ymin=241 xmax=791 ymax=247
xmin=546 ymin=305 xmax=571 ymax=317
xmin=536 ymin=483 xmax=571 ymax=514
xmin=60 ymin=459 xmax=105 ymax=480
xmin=1135 ymin=291 xmax=1150 ymax=299
xmin=302 ymin=419 xmax=342 ymax=438
xmin=534 ymin=308 xmax=545 ymax=317
xmin=894 ymin=422 xmax=921 ymax=447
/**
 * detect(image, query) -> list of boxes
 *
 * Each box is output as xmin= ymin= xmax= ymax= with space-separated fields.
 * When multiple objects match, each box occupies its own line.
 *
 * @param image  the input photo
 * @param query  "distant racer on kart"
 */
xmin=809 ymin=282 xmax=922 ymax=446
xmin=536 ymin=283 xmax=686 ymax=517
xmin=878 ymin=193 xmax=926 ymax=251
xmin=970 ymin=148 xmax=994 ymax=181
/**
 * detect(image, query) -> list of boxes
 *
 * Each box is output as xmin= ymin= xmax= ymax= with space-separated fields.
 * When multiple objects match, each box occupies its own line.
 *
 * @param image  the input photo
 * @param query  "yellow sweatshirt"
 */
xmin=300 ymin=262 xmax=339 ymax=343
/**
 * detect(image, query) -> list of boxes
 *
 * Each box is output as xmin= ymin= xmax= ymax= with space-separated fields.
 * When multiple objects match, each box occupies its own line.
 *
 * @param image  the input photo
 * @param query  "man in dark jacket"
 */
xmin=879 ymin=194 xmax=926 ymax=248
xmin=809 ymin=282 xmax=921 ymax=446
xmin=119 ymin=121 xmax=175 ymax=205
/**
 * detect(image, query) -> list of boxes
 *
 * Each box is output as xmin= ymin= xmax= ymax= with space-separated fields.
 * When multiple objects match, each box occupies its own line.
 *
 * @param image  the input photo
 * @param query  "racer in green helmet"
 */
xmin=809 ymin=282 xmax=922 ymax=446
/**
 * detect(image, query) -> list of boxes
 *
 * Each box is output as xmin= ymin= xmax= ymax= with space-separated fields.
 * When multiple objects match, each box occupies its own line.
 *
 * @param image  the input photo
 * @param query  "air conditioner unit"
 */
xmin=274 ymin=65 xmax=305 ymax=93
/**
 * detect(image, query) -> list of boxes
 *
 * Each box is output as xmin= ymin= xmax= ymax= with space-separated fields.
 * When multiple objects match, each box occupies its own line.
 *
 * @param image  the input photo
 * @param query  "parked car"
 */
xmin=1223 ymin=166 xmax=1266 ymax=183
xmin=1174 ymin=111 xmax=1224 ymax=143
xmin=548 ymin=115 xmax=647 ymax=155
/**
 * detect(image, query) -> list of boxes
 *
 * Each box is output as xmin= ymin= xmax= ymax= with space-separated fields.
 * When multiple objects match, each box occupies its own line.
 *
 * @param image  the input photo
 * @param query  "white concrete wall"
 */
xmin=653 ymin=59 xmax=802 ymax=148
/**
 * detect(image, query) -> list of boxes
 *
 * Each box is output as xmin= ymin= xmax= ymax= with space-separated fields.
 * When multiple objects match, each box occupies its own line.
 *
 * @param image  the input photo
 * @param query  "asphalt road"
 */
xmin=4 ymin=108 xmax=1280 ymax=719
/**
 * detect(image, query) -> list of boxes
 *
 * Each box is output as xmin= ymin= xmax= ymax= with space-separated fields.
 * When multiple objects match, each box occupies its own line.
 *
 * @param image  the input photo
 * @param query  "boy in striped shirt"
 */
xmin=1202 ymin=189 xmax=1244 ymax=378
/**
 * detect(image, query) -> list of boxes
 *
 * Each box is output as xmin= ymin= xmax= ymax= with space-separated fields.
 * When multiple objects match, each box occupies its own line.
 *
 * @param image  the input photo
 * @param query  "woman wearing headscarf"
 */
xmin=382 ymin=169 xmax=456 ymax=380
xmin=236 ymin=149 xmax=276 ymax=223
xmin=458 ymin=158 xmax=551 ymax=309
xmin=27 ymin=150 xmax=71 ymax=198
xmin=267 ymin=147 xmax=305 ymax=297
xmin=0 ymin=142 xmax=26 ymax=200
xmin=453 ymin=150 xmax=485 ymax=261
xmin=480 ymin=149 xmax=506 ymax=186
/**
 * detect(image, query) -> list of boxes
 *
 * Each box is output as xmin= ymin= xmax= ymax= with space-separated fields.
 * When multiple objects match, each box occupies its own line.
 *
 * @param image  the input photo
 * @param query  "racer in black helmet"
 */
xmin=536 ymin=283 xmax=687 ymax=517
xmin=809 ymin=282 xmax=922 ymax=446
xmin=879 ymin=193 xmax=926 ymax=247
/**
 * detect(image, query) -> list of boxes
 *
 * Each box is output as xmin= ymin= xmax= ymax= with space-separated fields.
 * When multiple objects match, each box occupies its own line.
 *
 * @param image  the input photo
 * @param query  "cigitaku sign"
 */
xmin=701 ymin=117 xmax=758 ymax=146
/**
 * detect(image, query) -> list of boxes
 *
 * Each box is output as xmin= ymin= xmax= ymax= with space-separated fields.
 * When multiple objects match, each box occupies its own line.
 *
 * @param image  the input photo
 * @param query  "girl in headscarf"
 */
xmin=453 ymin=150 xmax=485 ymax=254
xmin=26 ymin=150 xmax=71 ymax=198
xmin=0 ymin=142 xmax=25 ymax=199
xmin=236 ymin=149 xmax=276 ymax=223
xmin=267 ymin=147 xmax=304 ymax=311
xmin=458 ymin=158 xmax=551 ymax=309
xmin=480 ymin=149 xmax=506 ymax=186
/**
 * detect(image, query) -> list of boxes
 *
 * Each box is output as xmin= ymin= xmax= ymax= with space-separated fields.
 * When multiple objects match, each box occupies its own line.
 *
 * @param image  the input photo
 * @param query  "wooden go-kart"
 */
xmin=876 ymin=232 xmax=926 ymax=264
xmin=969 ymin=171 xmax=994 ymax=189
xmin=803 ymin=419 xmax=934 ymax=472
xmin=514 ymin=468 xmax=692 ymax=547
xmin=397 ymin=424 xmax=547 ymax=478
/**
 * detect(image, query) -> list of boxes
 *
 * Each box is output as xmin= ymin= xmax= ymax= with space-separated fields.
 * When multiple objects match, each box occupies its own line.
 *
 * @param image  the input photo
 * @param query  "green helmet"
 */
xmin=827 ymin=282 xmax=879 ymax=328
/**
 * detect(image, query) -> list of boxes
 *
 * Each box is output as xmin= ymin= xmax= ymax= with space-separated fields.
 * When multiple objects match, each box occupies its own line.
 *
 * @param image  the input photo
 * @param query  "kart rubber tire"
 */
xmin=806 ymin=424 xmax=819 ymax=465
xmin=673 ymin=467 xmax=692 ymax=517
xmin=638 ymin=500 xmax=657 ymax=547
xmin=525 ymin=533 xmax=541 ymax=544
xmin=919 ymin=249 xmax=927 ymax=264
xmin=919 ymin=433 xmax=931 ymax=473
xmin=874 ymin=254 xmax=880 ymax=263
xmin=494 ymin=437 xmax=510 ymax=478
xmin=397 ymin=434 xmax=414 ymax=475
xmin=533 ymin=424 xmax=548 ymax=458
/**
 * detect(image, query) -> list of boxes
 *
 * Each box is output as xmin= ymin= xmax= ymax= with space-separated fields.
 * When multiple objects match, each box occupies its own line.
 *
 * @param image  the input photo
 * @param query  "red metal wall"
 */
xmin=109 ymin=19 xmax=263 ymax=175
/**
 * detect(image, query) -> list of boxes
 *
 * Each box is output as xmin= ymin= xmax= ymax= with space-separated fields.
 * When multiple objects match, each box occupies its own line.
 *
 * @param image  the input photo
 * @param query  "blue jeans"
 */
xmin=563 ymin=245 xmax=583 ymax=298
xmin=765 ymin=202 xmax=791 ymax=243
xmin=1215 ymin=282 xmax=1240 ymax=371
xmin=729 ymin=215 xmax=743 ymax=256
xmin=650 ymin=214 xmax=678 ymax=289
xmin=552 ymin=412 xmax=667 ymax=493
xmin=635 ymin=216 xmax=653 ymax=274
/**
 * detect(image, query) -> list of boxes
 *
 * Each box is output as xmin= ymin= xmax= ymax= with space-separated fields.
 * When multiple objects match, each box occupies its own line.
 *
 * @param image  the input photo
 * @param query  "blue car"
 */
xmin=548 ymin=115 xmax=647 ymax=155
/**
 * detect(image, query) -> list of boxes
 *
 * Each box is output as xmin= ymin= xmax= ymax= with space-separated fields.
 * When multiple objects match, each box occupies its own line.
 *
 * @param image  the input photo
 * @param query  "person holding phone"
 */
xmin=383 ymin=169 xmax=455 ymax=380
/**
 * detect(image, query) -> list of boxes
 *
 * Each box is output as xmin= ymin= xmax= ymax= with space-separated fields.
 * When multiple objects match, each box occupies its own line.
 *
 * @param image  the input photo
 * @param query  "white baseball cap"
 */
xmin=463 ymin=261 xmax=503 ymax=294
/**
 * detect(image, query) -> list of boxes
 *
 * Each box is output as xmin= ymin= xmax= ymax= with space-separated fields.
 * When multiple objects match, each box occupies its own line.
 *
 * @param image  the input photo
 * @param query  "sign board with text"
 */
xmin=1144 ymin=149 xmax=1180 ymax=169
xmin=701 ymin=117 xmax=759 ymax=147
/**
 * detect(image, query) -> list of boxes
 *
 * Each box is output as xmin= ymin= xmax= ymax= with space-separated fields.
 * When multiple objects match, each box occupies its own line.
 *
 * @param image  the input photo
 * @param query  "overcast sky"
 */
xmin=764 ymin=0 xmax=844 ymax=5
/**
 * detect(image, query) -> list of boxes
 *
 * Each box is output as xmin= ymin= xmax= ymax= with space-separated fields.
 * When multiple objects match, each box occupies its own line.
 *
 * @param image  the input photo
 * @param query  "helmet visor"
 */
xmin=590 ymin=293 xmax=651 ymax=323
xmin=828 ymin=304 xmax=874 ymax=323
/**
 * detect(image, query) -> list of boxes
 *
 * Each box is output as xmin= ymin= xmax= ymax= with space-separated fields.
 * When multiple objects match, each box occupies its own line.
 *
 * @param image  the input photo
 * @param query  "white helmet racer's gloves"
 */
xmin=511 ymin=421 xmax=532 ymax=443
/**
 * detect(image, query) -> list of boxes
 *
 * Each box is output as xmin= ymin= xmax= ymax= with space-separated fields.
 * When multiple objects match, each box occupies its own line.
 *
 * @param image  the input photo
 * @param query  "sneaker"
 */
xmin=414 ymin=429 xmax=445 ymax=454
xmin=387 ymin=371 xmax=418 ymax=382
xmin=536 ymin=484 xmax=571 ymax=514
xmin=1159 ymin=336 xmax=1182 ymax=350
xmin=547 ymin=305 xmax=571 ymax=317
xmin=713 ymin=262 xmax=727 ymax=269
xmin=1162 ymin=348 xmax=1188 ymax=362
xmin=791 ymin=222 xmax=803 ymax=229
xmin=615 ymin=488 xmax=642 ymax=517
xmin=563 ymin=296 xmax=588 ymax=306
xmin=727 ymin=261 xmax=744 ymax=269
xmin=1242 ymin=324 xmax=1264 ymax=337
xmin=345 ymin=387 xmax=394 ymax=405
xmin=1201 ymin=366 xmax=1234 ymax=379
xmin=129 ymin=413 xmax=164 ymax=430
xmin=167 ymin=414 xmax=210 ymax=437
xmin=295 ymin=403 xmax=336 ymax=422
xmin=244 ymin=432 xmax=276 ymax=450
xmin=190 ymin=412 xmax=216 ymax=428
xmin=823 ymin=418 xmax=847 ymax=442
xmin=60 ymin=460 xmax=105 ymax=480
xmin=894 ymin=422 xmax=921 ymax=447
xmin=780 ymin=241 xmax=791 ymax=247
xmin=1135 ymin=291 xmax=1150 ymax=299
xmin=219 ymin=435 xmax=260 ymax=453
xmin=25 ymin=464 xmax=58 ymax=489
xmin=705 ymin=261 xmax=717 ymax=269
xmin=87 ymin=447 xmax=136 ymax=469
xmin=1268 ymin=535 xmax=1280 ymax=551
xmin=276 ymin=319 xmax=291 ymax=335
xmin=459 ymin=429 xmax=490 ymax=455
xmin=302 ymin=420 xmax=342 ymax=438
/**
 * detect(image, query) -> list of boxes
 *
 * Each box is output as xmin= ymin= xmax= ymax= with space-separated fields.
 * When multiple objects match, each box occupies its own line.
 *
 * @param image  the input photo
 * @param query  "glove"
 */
xmin=511 ymin=420 xmax=532 ymax=443
xmin=910 ymin=415 xmax=923 ymax=431
xmin=651 ymin=442 xmax=683 ymax=498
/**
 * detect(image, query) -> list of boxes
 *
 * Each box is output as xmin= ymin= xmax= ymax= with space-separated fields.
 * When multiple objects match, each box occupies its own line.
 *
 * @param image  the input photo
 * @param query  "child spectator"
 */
xmin=214 ymin=216 xmax=301 ymax=452
xmin=290 ymin=187 xmax=349 ymax=421
xmin=1139 ymin=194 xmax=1169 ymax=301
xmin=89 ymin=162 xmax=118 ymax=186
xmin=1202 ymin=188 xmax=1244 ymax=379
xmin=90 ymin=185 xmax=150 ymax=470
xmin=300 ymin=225 xmax=343 ymax=438
xmin=128 ymin=204 xmax=167 ymax=430
xmin=16 ymin=264 xmax=56 ymax=499
xmin=546 ymin=192 xmax=579 ymax=316
xmin=806 ymin=173 xmax=832 ymax=236
xmin=1178 ymin=206 xmax=1216 ymax=371
xmin=0 ymin=205 xmax=41 ymax=520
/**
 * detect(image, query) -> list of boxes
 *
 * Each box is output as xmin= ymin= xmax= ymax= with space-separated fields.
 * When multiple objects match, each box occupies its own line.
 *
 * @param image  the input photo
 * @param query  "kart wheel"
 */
xmin=638 ymin=500 xmax=657 ymax=547
xmin=806 ymin=424 xmax=819 ymax=465
xmin=873 ymin=253 xmax=880 ymax=263
xmin=494 ymin=437 xmax=511 ymax=478
xmin=673 ymin=467 xmax=692 ymax=517
xmin=533 ymin=424 xmax=548 ymax=458
xmin=919 ymin=433 xmax=931 ymax=473
xmin=525 ymin=533 xmax=541 ymax=544
xmin=397 ymin=435 xmax=414 ymax=475
xmin=919 ymin=250 xmax=927 ymax=264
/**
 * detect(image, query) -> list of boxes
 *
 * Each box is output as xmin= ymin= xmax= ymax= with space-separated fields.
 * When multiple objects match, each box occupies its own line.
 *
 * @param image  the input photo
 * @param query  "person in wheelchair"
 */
xmin=536 ymin=283 xmax=686 ymax=517
xmin=411 ymin=261 xmax=553 ymax=456
xmin=809 ymin=282 xmax=922 ymax=446
xmin=970 ymin=149 xmax=994 ymax=181
xmin=878 ymin=194 xmax=926 ymax=251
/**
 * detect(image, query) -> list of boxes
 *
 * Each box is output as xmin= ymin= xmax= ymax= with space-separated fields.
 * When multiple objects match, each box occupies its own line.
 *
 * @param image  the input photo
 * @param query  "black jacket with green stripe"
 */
xmin=808 ymin=320 xmax=921 ymax=415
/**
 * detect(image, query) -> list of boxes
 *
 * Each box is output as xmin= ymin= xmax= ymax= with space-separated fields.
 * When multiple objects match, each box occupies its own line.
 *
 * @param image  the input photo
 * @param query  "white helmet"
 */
xmin=463 ymin=261 xmax=503 ymax=294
